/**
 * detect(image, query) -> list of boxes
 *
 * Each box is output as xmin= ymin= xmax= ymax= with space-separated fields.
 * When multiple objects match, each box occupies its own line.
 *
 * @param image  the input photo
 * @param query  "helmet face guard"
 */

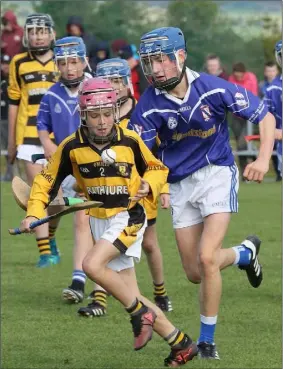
xmin=54 ymin=37 xmax=90 ymax=88
xmin=78 ymin=78 xmax=119 ymax=144
xmin=140 ymin=49 xmax=186 ymax=91
xmin=96 ymin=58 xmax=134 ymax=100
xmin=139 ymin=27 xmax=187 ymax=91
xmin=23 ymin=14 xmax=55 ymax=55
xmin=275 ymin=40 xmax=282 ymax=68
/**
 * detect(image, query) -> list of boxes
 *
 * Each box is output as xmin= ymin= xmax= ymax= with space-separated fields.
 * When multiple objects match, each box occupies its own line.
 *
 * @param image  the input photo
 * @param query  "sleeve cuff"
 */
xmin=8 ymin=98 xmax=20 ymax=105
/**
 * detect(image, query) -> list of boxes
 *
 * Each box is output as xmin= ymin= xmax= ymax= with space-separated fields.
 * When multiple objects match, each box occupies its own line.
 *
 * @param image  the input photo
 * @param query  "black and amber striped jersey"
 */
xmin=118 ymin=109 xmax=169 ymax=195
xmin=27 ymin=125 xmax=169 ymax=219
xmin=8 ymin=51 xmax=58 ymax=146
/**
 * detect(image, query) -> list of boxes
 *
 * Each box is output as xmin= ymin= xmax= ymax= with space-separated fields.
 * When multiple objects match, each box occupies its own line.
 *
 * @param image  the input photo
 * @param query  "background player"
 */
xmin=37 ymin=36 xmax=93 ymax=302
xmin=78 ymin=58 xmax=172 ymax=317
xmin=7 ymin=13 xmax=58 ymax=268
xmin=130 ymin=27 xmax=276 ymax=359
xmin=263 ymin=40 xmax=282 ymax=177
xmin=19 ymin=77 xmax=198 ymax=367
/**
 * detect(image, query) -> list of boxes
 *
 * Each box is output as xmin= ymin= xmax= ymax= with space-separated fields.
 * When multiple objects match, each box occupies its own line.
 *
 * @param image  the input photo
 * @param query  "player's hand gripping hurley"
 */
xmin=9 ymin=200 xmax=103 ymax=235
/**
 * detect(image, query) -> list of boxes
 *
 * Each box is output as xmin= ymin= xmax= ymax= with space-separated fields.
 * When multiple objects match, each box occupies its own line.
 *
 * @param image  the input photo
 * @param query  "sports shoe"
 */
xmin=154 ymin=295 xmax=173 ymax=312
xmin=78 ymin=301 xmax=106 ymax=317
xmin=51 ymin=253 xmax=61 ymax=264
xmin=62 ymin=287 xmax=84 ymax=303
xmin=197 ymin=342 xmax=220 ymax=359
xmin=130 ymin=305 xmax=156 ymax=350
xmin=239 ymin=235 xmax=262 ymax=288
xmin=36 ymin=254 xmax=57 ymax=268
xmin=164 ymin=334 xmax=198 ymax=367
xmin=50 ymin=239 xmax=61 ymax=264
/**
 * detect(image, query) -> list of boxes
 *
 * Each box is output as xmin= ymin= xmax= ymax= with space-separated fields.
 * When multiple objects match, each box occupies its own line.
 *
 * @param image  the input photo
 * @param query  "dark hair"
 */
xmin=205 ymin=54 xmax=220 ymax=62
xmin=232 ymin=62 xmax=246 ymax=73
xmin=264 ymin=61 xmax=277 ymax=68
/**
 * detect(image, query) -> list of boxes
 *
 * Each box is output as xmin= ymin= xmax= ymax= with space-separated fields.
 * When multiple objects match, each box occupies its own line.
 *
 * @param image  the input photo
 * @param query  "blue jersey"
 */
xmin=37 ymin=82 xmax=80 ymax=145
xmin=264 ymin=76 xmax=282 ymax=172
xmin=129 ymin=68 xmax=268 ymax=183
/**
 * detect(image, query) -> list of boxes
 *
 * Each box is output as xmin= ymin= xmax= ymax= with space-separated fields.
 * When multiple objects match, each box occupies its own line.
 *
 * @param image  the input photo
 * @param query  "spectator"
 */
xmin=0 ymin=54 xmax=14 ymax=181
xmin=260 ymin=61 xmax=281 ymax=181
xmin=228 ymin=62 xmax=258 ymax=95
xmin=111 ymin=39 xmax=139 ymax=60
xmin=66 ymin=16 xmax=101 ymax=71
xmin=118 ymin=44 xmax=148 ymax=100
xmin=92 ymin=40 xmax=110 ymax=69
xmin=204 ymin=54 xmax=229 ymax=80
xmin=259 ymin=61 xmax=279 ymax=98
xmin=1 ymin=10 xmax=24 ymax=58
xmin=228 ymin=62 xmax=259 ymax=180
xmin=111 ymin=38 xmax=128 ymax=56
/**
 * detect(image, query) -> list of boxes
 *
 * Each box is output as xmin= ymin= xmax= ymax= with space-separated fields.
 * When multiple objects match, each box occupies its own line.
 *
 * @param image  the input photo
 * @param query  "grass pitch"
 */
xmin=1 ymin=181 xmax=281 ymax=369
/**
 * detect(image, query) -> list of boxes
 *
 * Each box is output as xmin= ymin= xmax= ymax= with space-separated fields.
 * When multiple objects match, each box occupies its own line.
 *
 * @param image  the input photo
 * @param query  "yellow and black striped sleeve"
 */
xmin=8 ymin=54 xmax=22 ymax=105
xmin=125 ymin=130 xmax=169 ymax=204
xmin=26 ymin=134 xmax=75 ymax=219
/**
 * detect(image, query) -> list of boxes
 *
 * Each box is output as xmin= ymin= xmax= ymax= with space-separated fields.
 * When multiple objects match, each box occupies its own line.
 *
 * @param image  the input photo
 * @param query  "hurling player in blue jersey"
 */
xmin=264 ymin=40 xmax=282 ymax=177
xmin=37 ymin=36 xmax=93 ymax=303
xmin=129 ymin=27 xmax=276 ymax=359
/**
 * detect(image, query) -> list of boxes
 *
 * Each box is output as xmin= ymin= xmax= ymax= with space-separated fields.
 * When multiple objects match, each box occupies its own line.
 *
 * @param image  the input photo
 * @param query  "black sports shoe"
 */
xmin=78 ymin=302 xmax=106 ymax=317
xmin=154 ymin=295 xmax=173 ymax=312
xmin=239 ymin=235 xmax=262 ymax=288
xmin=197 ymin=342 xmax=220 ymax=360
xmin=164 ymin=334 xmax=198 ymax=367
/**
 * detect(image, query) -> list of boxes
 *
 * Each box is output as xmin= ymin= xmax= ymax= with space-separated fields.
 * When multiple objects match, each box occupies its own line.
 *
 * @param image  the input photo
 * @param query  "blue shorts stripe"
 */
xmin=229 ymin=165 xmax=238 ymax=212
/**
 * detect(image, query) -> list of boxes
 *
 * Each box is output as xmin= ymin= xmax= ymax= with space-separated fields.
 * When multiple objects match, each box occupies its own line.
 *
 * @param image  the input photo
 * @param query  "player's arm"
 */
xmin=7 ymin=56 xmax=21 ymax=164
xmin=128 ymin=105 xmax=160 ymax=151
xmin=263 ymin=90 xmax=282 ymax=141
xmin=37 ymin=94 xmax=58 ymax=159
xmin=26 ymin=138 xmax=74 ymax=219
xmin=222 ymin=81 xmax=276 ymax=181
xmin=131 ymin=133 xmax=168 ymax=203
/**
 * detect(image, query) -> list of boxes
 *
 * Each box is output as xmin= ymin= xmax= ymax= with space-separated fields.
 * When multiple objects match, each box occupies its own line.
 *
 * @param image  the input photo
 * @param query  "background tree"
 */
xmin=166 ymin=0 xmax=279 ymax=78
xmin=33 ymin=1 xmax=98 ymax=39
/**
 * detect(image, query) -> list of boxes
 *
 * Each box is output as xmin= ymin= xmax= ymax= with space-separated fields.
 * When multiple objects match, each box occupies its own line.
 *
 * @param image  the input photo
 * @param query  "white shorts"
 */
xmin=89 ymin=205 xmax=147 ymax=272
xmin=17 ymin=144 xmax=47 ymax=165
xmin=170 ymin=164 xmax=239 ymax=229
xmin=61 ymin=175 xmax=77 ymax=198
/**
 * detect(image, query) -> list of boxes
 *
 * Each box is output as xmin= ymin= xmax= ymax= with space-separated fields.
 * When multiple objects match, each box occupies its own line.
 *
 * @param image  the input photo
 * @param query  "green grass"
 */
xmin=1 ymin=181 xmax=282 ymax=369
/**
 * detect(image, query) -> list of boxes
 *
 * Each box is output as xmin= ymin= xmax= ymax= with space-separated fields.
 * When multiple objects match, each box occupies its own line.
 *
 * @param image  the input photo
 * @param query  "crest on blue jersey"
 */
xmin=200 ymin=105 xmax=212 ymax=122
xmin=167 ymin=116 xmax=178 ymax=129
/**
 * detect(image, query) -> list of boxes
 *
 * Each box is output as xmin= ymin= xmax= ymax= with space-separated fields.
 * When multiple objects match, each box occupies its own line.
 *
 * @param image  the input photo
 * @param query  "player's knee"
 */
xmin=142 ymin=239 xmax=156 ymax=253
xmin=198 ymin=251 xmax=218 ymax=274
xmin=82 ymin=254 xmax=101 ymax=280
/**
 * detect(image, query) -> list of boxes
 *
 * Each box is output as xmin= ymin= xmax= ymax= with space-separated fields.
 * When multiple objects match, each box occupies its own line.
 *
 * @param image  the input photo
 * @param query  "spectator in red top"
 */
xmin=118 ymin=44 xmax=148 ymax=100
xmin=204 ymin=54 xmax=229 ymax=80
xmin=228 ymin=62 xmax=258 ymax=95
xmin=1 ymin=10 xmax=24 ymax=58
xmin=228 ymin=62 xmax=259 ymax=180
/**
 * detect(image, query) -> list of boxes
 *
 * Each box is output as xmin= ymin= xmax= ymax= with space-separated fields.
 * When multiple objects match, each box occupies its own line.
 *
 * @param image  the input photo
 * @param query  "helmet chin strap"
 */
xmin=60 ymin=74 xmax=85 ymax=88
xmin=83 ymin=125 xmax=117 ymax=145
xmin=30 ymin=47 xmax=52 ymax=56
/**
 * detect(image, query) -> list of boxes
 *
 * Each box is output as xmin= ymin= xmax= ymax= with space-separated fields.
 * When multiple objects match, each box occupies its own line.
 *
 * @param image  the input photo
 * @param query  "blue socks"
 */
xmin=233 ymin=245 xmax=252 ymax=266
xmin=198 ymin=315 xmax=217 ymax=344
xmin=71 ymin=269 xmax=87 ymax=290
